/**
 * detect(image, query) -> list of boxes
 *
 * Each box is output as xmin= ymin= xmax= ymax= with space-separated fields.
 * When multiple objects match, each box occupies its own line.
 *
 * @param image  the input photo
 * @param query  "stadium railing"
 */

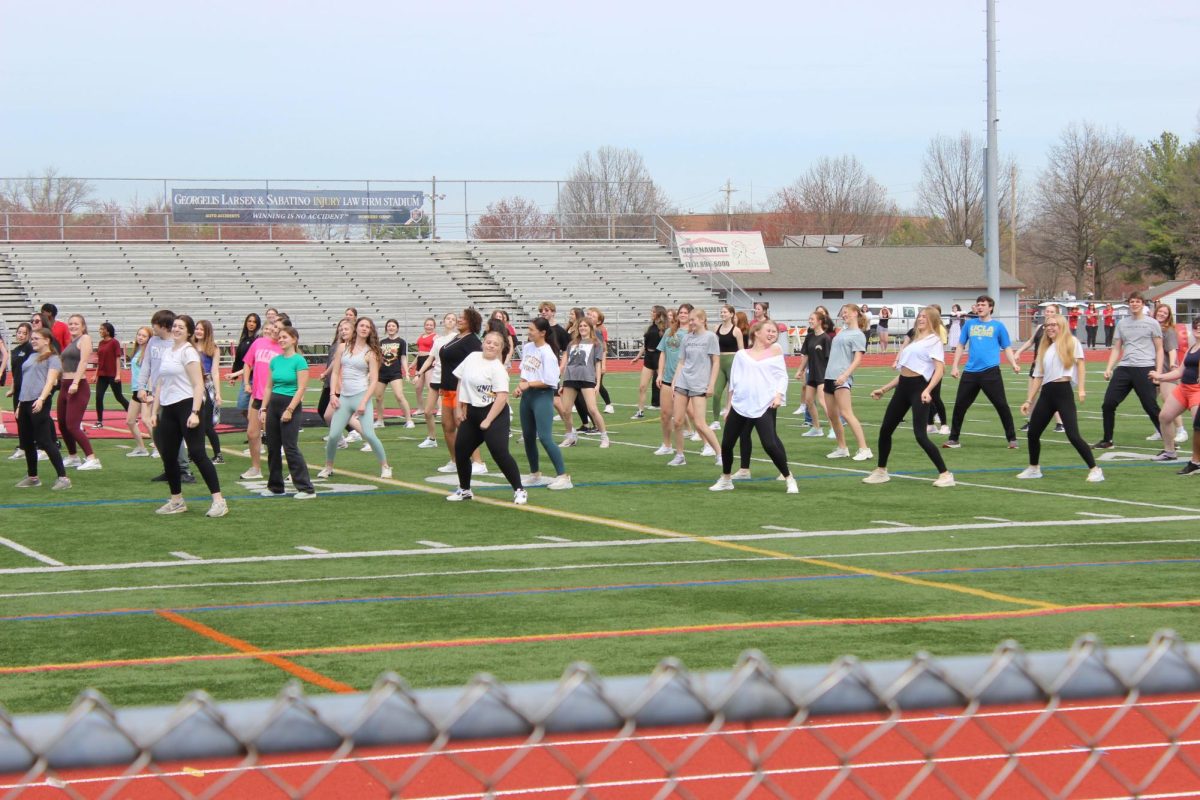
xmin=2 ymin=630 xmax=1197 ymax=797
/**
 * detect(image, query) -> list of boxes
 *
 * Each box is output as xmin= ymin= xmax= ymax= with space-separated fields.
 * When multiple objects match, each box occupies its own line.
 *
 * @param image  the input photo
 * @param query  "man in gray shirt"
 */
xmin=1094 ymin=292 xmax=1163 ymax=449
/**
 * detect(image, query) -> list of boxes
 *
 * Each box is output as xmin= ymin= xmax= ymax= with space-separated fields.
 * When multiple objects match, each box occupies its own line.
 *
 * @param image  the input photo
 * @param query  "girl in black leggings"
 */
xmin=1017 ymin=314 xmax=1104 ymax=483
xmin=863 ymin=308 xmax=955 ymax=488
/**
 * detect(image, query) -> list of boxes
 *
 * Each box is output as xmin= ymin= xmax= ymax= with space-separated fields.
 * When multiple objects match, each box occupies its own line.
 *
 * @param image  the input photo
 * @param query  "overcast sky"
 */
xmin=2 ymin=0 xmax=1197 ymax=216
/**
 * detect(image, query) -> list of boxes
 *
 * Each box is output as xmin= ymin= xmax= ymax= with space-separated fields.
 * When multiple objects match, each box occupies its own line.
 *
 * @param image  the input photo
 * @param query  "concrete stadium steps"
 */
xmin=0 ymin=254 xmax=35 ymax=336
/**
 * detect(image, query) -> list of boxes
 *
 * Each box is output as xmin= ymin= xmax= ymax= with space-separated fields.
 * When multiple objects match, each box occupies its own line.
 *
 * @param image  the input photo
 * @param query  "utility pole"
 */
xmin=1010 ymin=163 xmax=1017 ymax=280
xmin=984 ymin=0 xmax=1000 ymax=300
xmin=722 ymin=179 xmax=738 ymax=231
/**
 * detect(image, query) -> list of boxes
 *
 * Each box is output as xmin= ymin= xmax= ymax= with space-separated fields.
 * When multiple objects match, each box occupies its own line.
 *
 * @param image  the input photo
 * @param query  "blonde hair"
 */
xmin=691 ymin=308 xmax=708 ymax=328
xmin=920 ymin=307 xmax=947 ymax=343
xmin=1036 ymin=314 xmax=1078 ymax=373
xmin=841 ymin=303 xmax=869 ymax=332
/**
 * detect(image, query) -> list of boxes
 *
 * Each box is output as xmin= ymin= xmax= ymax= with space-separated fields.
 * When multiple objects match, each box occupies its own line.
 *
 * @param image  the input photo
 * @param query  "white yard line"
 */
xmin=535 ymin=535 xmax=571 ymax=542
xmin=1076 ymin=511 xmax=1124 ymax=519
xmin=416 ymin=540 xmax=452 ymax=549
xmin=0 ymin=536 xmax=64 ymax=567
xmin=169 ymin=551 xmax=201 ymax=561
xmin=295 ymin=546 xmax=328 ymax=554
xmin=870 ymin=520 xmax=911 ymax=527
xmin=975 ymin=516 xmax=1012 ymax=522
xmin=761 ymin=525 xmax=800 ymax=532
xmin=2 ymin=514 xmax=1197 ymax=576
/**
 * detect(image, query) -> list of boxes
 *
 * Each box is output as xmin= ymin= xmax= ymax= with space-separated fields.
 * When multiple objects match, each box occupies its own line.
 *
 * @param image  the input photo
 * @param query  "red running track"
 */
xmin=5 ymin=693 xmax=1197 ymax=798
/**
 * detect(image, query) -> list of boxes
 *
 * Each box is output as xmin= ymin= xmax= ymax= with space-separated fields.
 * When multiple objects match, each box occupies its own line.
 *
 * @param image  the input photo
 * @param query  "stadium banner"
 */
xmin=170 ymin=189 xmax=425 ymax=224
xmin=675 ymin=231 xmax=769 ymax=272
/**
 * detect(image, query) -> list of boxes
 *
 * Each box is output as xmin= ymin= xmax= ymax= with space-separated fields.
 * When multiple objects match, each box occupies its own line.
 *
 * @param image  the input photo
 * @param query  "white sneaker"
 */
xmin=7 ymin=448 xmax=24 ymax=461
xmin=688 ymin=431 xmax=702 ymax=442
xmin=862 ymin=469 xmax=890 ymax=485
xmin=155 ymin=499 xmax=187 ymax=515
xmin=446 ymin=488 xmax=473 ymax=502
xmin=852 ymin=448 xmax=873 ymax=462
xmin=801 ymin=428 xmax=825 ymax=438
xmin=547 ymin=474 xmax=574 ymax=490
xmin=125 ymin=448 xmax=151 ymax=458
xmin=381 ymin=466 xmax=392 ymax=479
xmin=932 ymin=473 xmax=956 ymax=488
xmin=652 ymin=445 xmax=673 ymax=456
xmin=62 ymin=455 xmax=82 ymax=468
xmin=1086 ymin=467 xmax=1106 ymax=483
xmin=418 ymin=437 xmax=438 ymax=448
xmin=826 ymin=448 xmax=850 ymax=459
xmin=522 ymin=474 xmax=552 ymax=487
xmin=1147 ymin=431 xmax=1162 ymax=441
xmin=926 ymin=425 xmax=938 ymax=434
xmin=360 ymin=443 xmax=373 ymax=452
xmin=700 ymin=443 xmax=716 ymax=457
xmin=731 ymin=468 xmax=752 ymax=480
xmin=77 ymin=457 xmax=103 ymax=471
xmin=631 ymin=410 xmax=645 ymax=419
xmin=938 ymin=425 xmax=951 ymax=435
xmin=792 ymin=403 xmax=807 ymax=416
xmin=471 ymin=461 xmax=488 ymax=475
xmin=599 ymin=435 xmax=610 ymax=448
xmin=240 ymin=467 xmax=262 ymax=480
xmin=1016 ymin=466 xmax=1043 ymax=480
xmin=148 ymin=449 xmax=158 ymax=459
xmin=294 ymin=491 xmax=317 ymax=500
xmin=337 ymin=438 xmax=348 ymax=449
xmin=513 ymin=489 xmax=528 ymax=505
xmin=436 ymin=461 xmax=457 ymax=473
xmin=826 ymin=429 xmax=837 ymax=439
xmin=1176 ymin=427 xmax=1189 ymax=443
xmin=561 ymin=434 xmax=577 ymax=448
xmin=604 ymin=404 xmax=615 ymax=414
xmin=785 ymin=475 xmax=799 ymax=494
xmin=205 ymin=499 xmax=228 ymax=518
xmin=709 ymin=421 xmax=721 ymax=431
xmin=37 ymin=451 xmax=48 ymax=461
xmin=405 ymin=419 xmax=416 ymax=429
xmin=345 ymin=430 xmax=362 ymax=443
xmin=373 ymin=420 xmax=385 ymax=429
xmin=317 ymin=467 xmax=333 ymax=478
xmin=709 ymin=476 xmax=734 ymax=492
xmin=667 ymin=454 xmax=687 ymax=467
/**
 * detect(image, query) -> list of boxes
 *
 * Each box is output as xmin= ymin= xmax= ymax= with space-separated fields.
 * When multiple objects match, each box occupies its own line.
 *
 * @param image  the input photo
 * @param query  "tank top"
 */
xmin=60 ymin=336 xmax=83 ymax=375
xmin=417 ymin=333 xmax=436 ymax=354
xmin=339 ymin=346 xmax=371 ymax=395
xmin=716 ymin=324 xmax=739 ymax=354
xmin=1182 ymin=347 xmax=1200 ymax=386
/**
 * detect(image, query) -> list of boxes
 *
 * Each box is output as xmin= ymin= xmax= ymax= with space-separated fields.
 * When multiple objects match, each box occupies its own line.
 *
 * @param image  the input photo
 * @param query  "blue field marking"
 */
xmin=5 ymin=557 xmax=1197 ymax=624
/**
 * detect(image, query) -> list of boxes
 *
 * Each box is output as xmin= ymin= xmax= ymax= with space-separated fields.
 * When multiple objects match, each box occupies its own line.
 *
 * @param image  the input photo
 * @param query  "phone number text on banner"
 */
xmin=171 ymin=189 xmax=425 ymax=224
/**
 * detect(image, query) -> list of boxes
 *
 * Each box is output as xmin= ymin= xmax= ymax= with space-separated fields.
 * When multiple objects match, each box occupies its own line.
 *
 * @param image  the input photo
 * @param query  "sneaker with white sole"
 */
xmin=852 ymin=448 xmax=873 ymax=462
xmin=938 ymin=425 xmax=951 ymax=435
xmin=294 ymin=491 xmax=317 ymax=500
xmin=77 ymin=457 xmax=103 ymax=471
xmin=317 ymin=467 xmax=333 ymax=478
xmin=1147 ymin=430 xmax=1162 ymax=441
xmin=373 ymin=420 xmax=385 ymax=429
xmin=472 ymin=462 xmax=488 ymax=475
xmin=547 ymin=474 xmax=574 ymax=490
xmin=932 ymin=473 xmax=956 ymax=488
xmin=51 ymin=476 xmax=71 ymax=491
xmin=652 ymin=445 xmax=673 ymax=456
xmin=785 ymin=475 xmax=799 ymax=494
xmin=436 ymin=461 xmax=458 ymax=473
xmin=801 ymin=428 xmax=825 ymax=438
xmin=604 ymin=404 xmax=615 ymax=414
xmin=826 ymin=428 xmax=837 ymax=439
xmin=700 ymin=443 xmax=716 ymax=457
xmin=405 ymin=420 xmax=416 ymax=429
xmin=522 ymin=474 xmax=552 ymax=487
xmin=631 ymin=410 xmax=645 ymax=419
xmin=792 ymin=404 xmax=807 ymax=416
xmin=513 ymin=489 xmax=528 ymax=505
xmin=709 ymin=476 xmax=734 ymax=491
xmin=336 ymin=438 xmax=348 ymax=449
xmin=862 ymin=469 xmax=890 ymax=485
xmin=561 ymin=434 xmax=578 ymax=448
xmin=1151 ymin=451 xmax=1179 ymax=462
xmin=205 ymin=499 xmax=229 ymax=518
xmin=688 ymin=431 xmax=702 ymax=442
xmin=62 ymin=455 xmax=82 ymax=468
xmin=15 ymin=476 xmax=41 ymax=488
xmin=826 ymin=448 xmax=850 ymax=459
xmin=731 ymin=468 xmax=752 ymax=480
xmin=709 ymin=421 xmax=721 ymax=431
xmin=599 ymin=435 xmax=610 ymax=448
xmin=1176 ymin=428 xmax=1189 ymax=443
xmin=381 ymin=466 xmax=392 ymax=479
xmin=126 ymin=448 xmax=151 ymax=458
xmin=345 ymin=430 xmax=362 ymax=443
xmin=418 ymin=437 xmax=438 ymax=448
xmin=8 ymin=448 xmax=24 ymax=461
xmin=446 ymin=488 xmax=473 ymax=502
xmin=667 ymin=454 xmax=687 ymax=467
xmin=942 ymin=440 xmax=961 ymax=449
xmin=156 ymin=499 xmax=187 ymax=515
xmin=1016 ymin=466 xmax=1043 ymax=479
xmin=1086 ymin=467 xmax=1105 ymax=483
xmin=360 ymin=443 xmax=373 ymax=452
xmin=240 ymin=467 xmax=262 ymax=480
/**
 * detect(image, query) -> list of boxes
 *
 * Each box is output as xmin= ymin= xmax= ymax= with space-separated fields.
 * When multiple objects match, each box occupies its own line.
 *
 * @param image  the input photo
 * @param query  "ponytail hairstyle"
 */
xmin=484 ymin=329 xmax=511 ymax=361
xmin=33 ymin=329 xmax=57 ymax=363
xmin=747 ymin=318 xmax=778 ymax=348
xmin=841 ymin=303 xmax=869 ymax=332
xmin=734 ymin=311 xmax=751 ymax=337
xmin=530 ymin=316 xmax=560 ymax=359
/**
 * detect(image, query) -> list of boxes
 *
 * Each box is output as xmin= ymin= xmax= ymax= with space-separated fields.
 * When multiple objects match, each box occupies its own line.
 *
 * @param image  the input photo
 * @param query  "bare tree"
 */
xmin=0 ymin=167 xmax=95 ymax=213
xmin=770 ymin=155 xmax=898 ymax=243
xmin=472 ymin=196 xmax=558 ymax=240
xmin=558 ymin=146 xmax=665 ymax=239
xmin=917 ymin=132 xmax=1025 ymax=252
xmin=1028 ymin=122 xmax=1139 ymax=298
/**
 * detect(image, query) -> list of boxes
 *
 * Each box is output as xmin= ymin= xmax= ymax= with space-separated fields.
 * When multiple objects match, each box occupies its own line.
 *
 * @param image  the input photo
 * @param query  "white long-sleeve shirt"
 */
xmin=730 ymin=348 xmax=788 ymax=418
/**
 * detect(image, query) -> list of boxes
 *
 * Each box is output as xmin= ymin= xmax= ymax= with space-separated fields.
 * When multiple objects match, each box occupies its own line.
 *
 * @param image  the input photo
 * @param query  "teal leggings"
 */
xmin=520 ymin=387 xmax=566 ymax=475
xmin=325 ymin=390 xmax=387 ymax=464
xmin=712 ymin=353 xmax=735 ymax=418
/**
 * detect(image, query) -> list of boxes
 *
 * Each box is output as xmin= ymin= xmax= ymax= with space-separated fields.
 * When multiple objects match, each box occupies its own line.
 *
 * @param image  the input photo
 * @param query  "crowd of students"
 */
xmin=3 ymin=292 xmax=1198 ymax=514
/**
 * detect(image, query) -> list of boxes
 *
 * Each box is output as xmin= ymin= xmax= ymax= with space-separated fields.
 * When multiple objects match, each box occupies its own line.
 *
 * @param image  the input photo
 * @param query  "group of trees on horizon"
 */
xmin=4 ymin=122 xmax=1199 ymax=299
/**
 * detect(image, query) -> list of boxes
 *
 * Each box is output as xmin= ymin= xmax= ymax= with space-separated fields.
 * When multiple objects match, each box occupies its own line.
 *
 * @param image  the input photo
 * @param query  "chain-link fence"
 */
xmin=3 ymin=630 xmax=1198 ymax=798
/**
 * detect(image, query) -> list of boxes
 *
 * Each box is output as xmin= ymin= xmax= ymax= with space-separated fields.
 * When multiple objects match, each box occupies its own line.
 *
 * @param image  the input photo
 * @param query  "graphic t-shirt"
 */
xmin=519 ymin=342 xmax=560 ymax=388
xmin=453 ymin=352 xmax=510 ymax=407
xmin=379 ymin=337 xmax=407 ymax=381
xmin=657 ymin=328 xmax=686 ymax=383
xmin=674 ymin=330 xmax=721 ymax=393
xmin=563 ymin=341 xmax=602 ymax=383
xmin=801 ymin=331 xmax=831 ymax=383
xmin=245 ymin=337 xmax=283 ymax=400
xmin=959 ymin=319 xmax=1011 ymax=373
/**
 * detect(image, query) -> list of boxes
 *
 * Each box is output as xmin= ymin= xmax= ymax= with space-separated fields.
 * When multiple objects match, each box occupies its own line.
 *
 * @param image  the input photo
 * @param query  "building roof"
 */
xmin=1146 ymin=279 xmax=1200 ymax=299
xmin=729 ymin=245 xmax=1024 ymax=291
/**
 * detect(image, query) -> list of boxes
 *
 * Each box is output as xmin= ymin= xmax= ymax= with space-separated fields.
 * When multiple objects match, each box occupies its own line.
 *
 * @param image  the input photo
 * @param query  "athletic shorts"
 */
xmin=441 ymin=390 xmax=458 ymax=409
xmin=805 ymin=379 xmax=822 ymax=389
xmin=415 ymin=355 xmax=430 ymax=371
xmin=823 ymin=377 xmax=852 ymax=395
xmin=379 ymin=371 xmax=404 ymax=385
xmin=673 ymin=386 xmax=707 ymax=398
xmin=251 ymin=397 xmax=263 ymax=410
xmin=1173 ymin=383 xmax=1200 ymax=411
xmin=563 ymin=380 xmax=596 ymax=390
xmin=429 ymin=382 xmax=441 ymax=391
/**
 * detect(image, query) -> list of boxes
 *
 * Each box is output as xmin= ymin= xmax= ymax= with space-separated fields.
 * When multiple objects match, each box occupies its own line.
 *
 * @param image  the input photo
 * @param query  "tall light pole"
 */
xmin=984 ymin=0 xmax=1000 ymax=300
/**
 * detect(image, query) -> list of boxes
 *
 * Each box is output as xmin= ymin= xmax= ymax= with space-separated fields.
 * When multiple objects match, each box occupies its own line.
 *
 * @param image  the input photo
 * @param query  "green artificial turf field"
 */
xmin=1 ymin=366 xmax=1198 ymax=714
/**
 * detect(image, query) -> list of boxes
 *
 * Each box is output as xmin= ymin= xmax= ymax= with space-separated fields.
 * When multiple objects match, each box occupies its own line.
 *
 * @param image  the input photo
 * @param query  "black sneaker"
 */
xmin=1151 ymin=451 xmax=1178 ymax=462
xmin=212 ymin=454 xmax=225 ymax=465
xmin=180 ymin=471 xmax=196 ymax=484
xmin=1054 ymin=424 xmax=1066 ymax=433
xmin=1092 ymin=440 xmax=1114 ymax=450
xmin=578 ymin=425 xmax=598 ymax=435
xmin=151 ymin=472 xmax=168 ymax=482
xmin=1020 ymin=423 xmax=1030 ymax=432
xmin=1177 ymin=461 xmax=1200 ymax=476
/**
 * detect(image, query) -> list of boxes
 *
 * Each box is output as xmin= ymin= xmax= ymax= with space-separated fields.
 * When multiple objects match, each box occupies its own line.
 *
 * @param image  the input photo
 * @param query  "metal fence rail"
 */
xmin=2 ymin=630 xmax=1198 ymax=797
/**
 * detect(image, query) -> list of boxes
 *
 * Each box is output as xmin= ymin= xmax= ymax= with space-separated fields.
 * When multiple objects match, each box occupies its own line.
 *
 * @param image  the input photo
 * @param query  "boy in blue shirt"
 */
xmin=944 ymin=295 xmax=1022 ymax=449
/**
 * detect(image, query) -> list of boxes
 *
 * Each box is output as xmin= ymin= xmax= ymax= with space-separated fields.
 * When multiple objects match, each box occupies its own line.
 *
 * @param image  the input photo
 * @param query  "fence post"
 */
xmin=113 ymin=213 xmax=118 ymax=241
xmin=3 ymin=212 xmax=8 ymax=241
xmin=59 ymin=213 xmax=65 ymax=242
xmin=164 ymin=212 xmax=170 ymax=242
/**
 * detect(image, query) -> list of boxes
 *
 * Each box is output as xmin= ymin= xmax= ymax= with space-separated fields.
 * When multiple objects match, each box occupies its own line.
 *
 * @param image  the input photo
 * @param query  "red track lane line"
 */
xmin=155 ymin=610 xmax=356 ymax=695
xmin=4 ymin=599 xmax=1199 ymax=677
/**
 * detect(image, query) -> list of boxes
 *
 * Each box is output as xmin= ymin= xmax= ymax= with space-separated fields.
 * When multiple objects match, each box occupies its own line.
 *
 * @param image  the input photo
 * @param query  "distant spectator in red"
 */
xmin=1103 ymin=304 xmax=1116 ymax=347
xmin=1084 ymin=303 xmax=1099 ymax=349
xmin=41 ymin=304 xmax=70 ymax=351
xmin=1067 ymin=306 xmax=1081 ymax=337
